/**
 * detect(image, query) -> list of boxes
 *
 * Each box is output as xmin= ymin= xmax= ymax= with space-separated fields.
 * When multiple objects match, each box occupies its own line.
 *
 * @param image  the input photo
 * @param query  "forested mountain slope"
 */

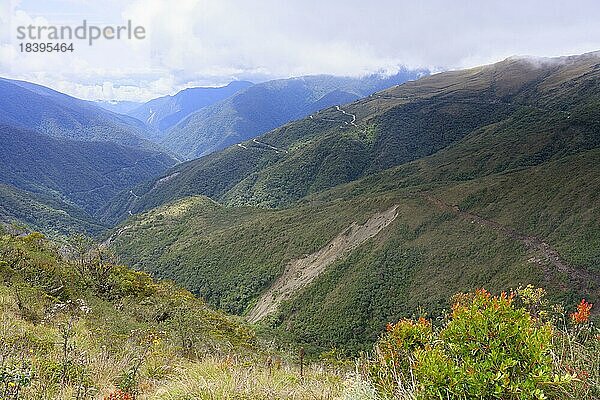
xmin=0 ymin=78 xmax=160 ymax=149
xmin=0 ymin=79 xmax=178 ymax=232
xmin=127 ymin=80 xmax=254 ymax=136
xmin=161 ymin=70 xmax=426 ymax=159
xmin=0 ymin=125 xmax=176 ymax=214
xmin=108 ymin=53 xmax=600 ymax=351
xmin=102 ymin=53 xmax=599 ymax=224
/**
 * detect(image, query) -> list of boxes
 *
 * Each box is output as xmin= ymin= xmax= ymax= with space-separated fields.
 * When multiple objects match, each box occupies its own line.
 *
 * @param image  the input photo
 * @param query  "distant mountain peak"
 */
xmin=161 ymin=70 xmax=428 ymax=159
xmin=126 ymin=80 xmax=254 ymax=136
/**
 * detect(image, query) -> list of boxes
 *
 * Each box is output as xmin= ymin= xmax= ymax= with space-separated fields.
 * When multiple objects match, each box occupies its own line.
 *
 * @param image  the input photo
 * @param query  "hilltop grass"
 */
xmin=154 ymin=357 xmax=343 ymax=400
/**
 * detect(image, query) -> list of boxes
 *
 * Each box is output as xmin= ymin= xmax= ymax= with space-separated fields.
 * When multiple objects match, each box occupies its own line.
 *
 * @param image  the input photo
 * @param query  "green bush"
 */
xmin=368 ymin=289 xmax=580 ymax=399
xmin=416 ymin=290 xmax=564 ymax=399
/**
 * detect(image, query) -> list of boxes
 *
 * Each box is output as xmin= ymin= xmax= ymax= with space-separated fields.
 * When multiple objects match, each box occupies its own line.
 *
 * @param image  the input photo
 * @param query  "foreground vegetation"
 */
xmin=362 ymin=288 xmax=599 ymax=399
xmin=1 ymin=228 xmax=597 ymax=399
xmin=0 ymin=230 xmax=344 ymax=399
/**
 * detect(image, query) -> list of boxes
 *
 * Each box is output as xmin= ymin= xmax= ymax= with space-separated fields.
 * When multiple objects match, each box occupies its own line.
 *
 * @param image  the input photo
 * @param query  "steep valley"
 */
xmin=106 ymin=54 xmax=600 ymax=352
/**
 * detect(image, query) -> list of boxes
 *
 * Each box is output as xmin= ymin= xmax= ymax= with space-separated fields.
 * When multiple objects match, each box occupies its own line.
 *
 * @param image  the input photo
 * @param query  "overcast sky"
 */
xmin=1 ymin=0 xmax=599 ymax=101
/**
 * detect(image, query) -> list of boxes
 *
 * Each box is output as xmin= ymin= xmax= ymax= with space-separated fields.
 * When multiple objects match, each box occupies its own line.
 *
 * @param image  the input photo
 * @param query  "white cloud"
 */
xmin=1 ymin=0 xmax=599 ymax=101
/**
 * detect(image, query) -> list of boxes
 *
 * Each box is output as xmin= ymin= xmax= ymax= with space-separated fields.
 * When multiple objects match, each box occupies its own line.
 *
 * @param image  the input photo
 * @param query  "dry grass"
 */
xmin=150 ymin=357 xmax=345 ymax=400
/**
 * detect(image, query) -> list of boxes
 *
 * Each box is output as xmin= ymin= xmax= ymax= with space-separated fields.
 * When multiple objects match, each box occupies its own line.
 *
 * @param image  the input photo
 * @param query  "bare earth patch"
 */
xmin=247 ymin=205 xmax=399 ymax=322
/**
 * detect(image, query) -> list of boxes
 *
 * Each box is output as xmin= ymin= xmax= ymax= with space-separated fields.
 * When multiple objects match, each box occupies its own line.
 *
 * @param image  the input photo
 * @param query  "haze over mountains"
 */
xmin=127 ymin=80 xmax=254 ymax=136
xmin=95 ymin=99 xmax=143 ymax=116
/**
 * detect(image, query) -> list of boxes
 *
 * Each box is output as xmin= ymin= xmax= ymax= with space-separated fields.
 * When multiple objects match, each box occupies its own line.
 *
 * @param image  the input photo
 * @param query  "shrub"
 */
xmin=570 ymin=300 xmax=593 ymax=324
xmin=415 ymin=290 xmax=565 ymax=399
xmin=106 ymin=265 xmax=157 ymax=298
xmin=368 ymin=289 xmax=580 ymax=400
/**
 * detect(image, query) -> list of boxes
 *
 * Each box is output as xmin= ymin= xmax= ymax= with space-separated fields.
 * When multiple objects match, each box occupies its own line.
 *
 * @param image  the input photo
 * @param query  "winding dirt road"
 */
xmin=335 ymin=105 xmax=357 ymax=127
xmin=234 ymin=139 xmax=288 ymax=154
xmin=252 ymin=138 xmax=289 ymax=154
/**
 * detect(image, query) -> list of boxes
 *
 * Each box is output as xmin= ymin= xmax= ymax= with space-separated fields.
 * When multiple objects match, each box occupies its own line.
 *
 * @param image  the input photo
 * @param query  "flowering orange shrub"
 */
xmin=366 ymin=289 xmax=600 ymax=399
xmin=369 ymin=289 xmax=576 ymax=399
xmin=103 ymin=389 xmax=133 ymax=400
xmin=420 ymin=288 xmax=562 ymax=399
xmin=381 ymin=318 xmax=432 ymax=355
xmin=570 ymin=299 xmax=593 ymax=324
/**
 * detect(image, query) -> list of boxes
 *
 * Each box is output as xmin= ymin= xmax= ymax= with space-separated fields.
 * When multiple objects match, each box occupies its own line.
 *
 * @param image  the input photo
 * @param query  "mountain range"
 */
xmin=0 ymin=78 xmax=156 ymax=149
xmin=0 ymin=71 xmax=422 ymax=233
xmin=126 ymin=80 xmax=254 ymax=137
xmin=158 ymin=70 xmax=427 ymax=159
xmin=104 ymin=53 xmax=600 ymax=351
xmin=1 ymin=54 xmax=598 ymax=353
xmin=98 ymin=71 xmax=427 ymax=160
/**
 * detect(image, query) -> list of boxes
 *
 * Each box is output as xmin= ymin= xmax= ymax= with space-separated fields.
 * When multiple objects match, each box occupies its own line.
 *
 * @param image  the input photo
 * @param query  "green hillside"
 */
xmin=0 ymin=229 xmax=344 ymax=399
xmin=0 ymin=125 xmax=176 ymax=215
xmin=108 ymin=149 xmax=599 ymax=351
xmin=0 ymin=184 xmax=104 ymax=235
xmin=0 ymin=78 xmax=179 ymax=235
xmin=1 ymin=53 xmax=599 ymax=399
xmin=277 ymin=150 xmax=599 ymax=350
xmin=107 ymin=54 xmax=600 ymax=352
xmin=100 ymin=53 xmax=599 ymax=225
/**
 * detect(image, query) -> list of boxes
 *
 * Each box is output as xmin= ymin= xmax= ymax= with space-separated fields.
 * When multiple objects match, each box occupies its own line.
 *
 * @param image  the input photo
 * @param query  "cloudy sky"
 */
xmin=1 ymin=0 xmax=599 ymax=101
